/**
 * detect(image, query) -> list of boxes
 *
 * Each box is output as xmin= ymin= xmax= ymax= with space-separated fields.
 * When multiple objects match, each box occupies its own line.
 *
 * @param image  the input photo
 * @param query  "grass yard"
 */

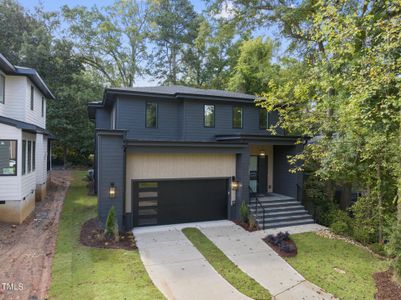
xmin=182 ymin=227 xmax=271 ymax=300
xmin=49 ymin=171 xmax=164 ymax=300
xmin=286 ymin=232 xmax=389 ymax=300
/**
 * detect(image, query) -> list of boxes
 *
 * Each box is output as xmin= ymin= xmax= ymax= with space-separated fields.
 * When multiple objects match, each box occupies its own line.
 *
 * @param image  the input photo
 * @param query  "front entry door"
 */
xmin=249 ymin=155 xmax=268 ymax=194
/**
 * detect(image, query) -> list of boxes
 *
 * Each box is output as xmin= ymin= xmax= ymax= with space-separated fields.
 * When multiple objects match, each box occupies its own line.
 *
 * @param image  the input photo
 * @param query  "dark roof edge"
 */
xmin=0 ymin=115 xmax=53 ymax=137
xmin=0 ymin=53 xmax=55 ymax=99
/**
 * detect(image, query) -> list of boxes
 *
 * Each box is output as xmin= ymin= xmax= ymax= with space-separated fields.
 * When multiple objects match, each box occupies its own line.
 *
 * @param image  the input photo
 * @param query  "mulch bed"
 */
xmin=235 ymin=220 xmax=259 ymax=232
xmin=374 ymin=269 xmax=401 ymax=300
xmin=263 ymin=238 xmax=298 ymax=257
xmin=80 ymin=218 xmax=136 ymax=250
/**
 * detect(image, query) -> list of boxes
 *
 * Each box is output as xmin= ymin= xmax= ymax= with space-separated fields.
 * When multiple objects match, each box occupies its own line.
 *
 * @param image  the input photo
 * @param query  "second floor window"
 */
xmin=30 ymin=85 xmax=34 ymax=110
xmin=259 ymin=109 xmax=269 ymax=129
xmin=204 ymin=105 xmax=215 ymax=128
xmin=146 ymin=102 xmax=158 ymax=128
xmin=41 ymin=97 xmax=45 ymax=117
xmin=232 ymin=106 xmax=243 ymax=129
xmin=0 ymin=74 xmax=5 ymax=104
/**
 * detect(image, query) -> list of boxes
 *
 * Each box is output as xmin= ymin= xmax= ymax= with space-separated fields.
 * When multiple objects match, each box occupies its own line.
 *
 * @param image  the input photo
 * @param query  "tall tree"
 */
xmin=228 ymin=37 xmax=278 ymax=94
xmin=148 ymin=0 xmax=200 ymax=85
xmin=62 ymin=0 xmax=150 ymax=87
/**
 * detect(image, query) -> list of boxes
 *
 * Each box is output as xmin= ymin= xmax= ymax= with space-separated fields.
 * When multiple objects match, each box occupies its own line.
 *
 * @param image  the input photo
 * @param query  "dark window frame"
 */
xmin=41 ymin=97 xmax=44 ymax=117
xmin=145 ymin=102 xmax=158 ymax=128
xmin=32 ymin=141 xmax=36 ymax=171
xmin=27 ymin=141 xmax=32 ymax=173
xmin=0 ymin=140 xmax=17 ymax=176
xmin=259 ymin=109 xmax=269 ymax=129
xmin=30 ymin=85 xmax=34 ymax=110
xmin=0 ymin=74 xmax=5 ymax=104
xmin=232 ymin=106 xmax=243 ymax=129
xmin=203 ymin=104 xmax=215 ymax=128
xmin=22 ymin=140 xmax=26 ymax=175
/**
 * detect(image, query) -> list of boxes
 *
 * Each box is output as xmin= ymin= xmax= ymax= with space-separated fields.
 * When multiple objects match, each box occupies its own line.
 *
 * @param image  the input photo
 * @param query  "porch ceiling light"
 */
xmin=231 ymin=179 xmax=241 ymax=191
xmin=109 ymin=182 xmax=116 ymax=199
xmin=259 ymin=150 xmax=266 ymax=157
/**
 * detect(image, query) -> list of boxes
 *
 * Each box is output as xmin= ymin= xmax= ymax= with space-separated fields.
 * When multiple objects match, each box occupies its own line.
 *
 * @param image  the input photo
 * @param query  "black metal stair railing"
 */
xmin=248 ymin=187 xmax=266 ymax=230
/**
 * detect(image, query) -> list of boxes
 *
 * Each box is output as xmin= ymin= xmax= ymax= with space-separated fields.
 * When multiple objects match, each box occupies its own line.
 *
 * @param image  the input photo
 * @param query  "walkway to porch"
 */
xmin=249 ymin=193 xmax=315 ymax=229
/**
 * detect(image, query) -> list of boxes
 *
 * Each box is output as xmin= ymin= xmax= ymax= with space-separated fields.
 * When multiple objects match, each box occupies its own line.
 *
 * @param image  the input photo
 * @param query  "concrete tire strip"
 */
xmin=133 ymin=225 xmax=252 ymax=300
xmin=198 ymin=222 xmax=336 ymax=300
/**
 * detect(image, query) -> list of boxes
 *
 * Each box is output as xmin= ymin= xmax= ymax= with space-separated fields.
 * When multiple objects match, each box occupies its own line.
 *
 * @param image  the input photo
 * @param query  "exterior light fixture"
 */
xmin=259 ymin=150 xmax=266 ymax=157
xmin=231 ymin=177 xmax=241 ymax=191
xmin=109 ymin=182 xmax=116 ymax=199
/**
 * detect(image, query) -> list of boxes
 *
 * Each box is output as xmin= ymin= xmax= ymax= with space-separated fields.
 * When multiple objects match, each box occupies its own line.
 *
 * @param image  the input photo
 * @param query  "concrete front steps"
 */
xmin=249 ymin=193 xmax=315 ymax=229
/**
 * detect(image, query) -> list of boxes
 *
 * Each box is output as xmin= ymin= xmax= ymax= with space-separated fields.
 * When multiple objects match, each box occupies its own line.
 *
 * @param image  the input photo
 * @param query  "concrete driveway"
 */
xmin=133 ymin=222 xmax=251 ymax=300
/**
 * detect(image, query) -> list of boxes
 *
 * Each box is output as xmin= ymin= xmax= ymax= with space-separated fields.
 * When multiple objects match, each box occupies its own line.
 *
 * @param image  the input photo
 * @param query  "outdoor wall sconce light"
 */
xmin=109 ymin=182 xmax=116 ymax=199
xmin=231 ymin=177 xmax=241 ymax=191
xmin=259 ymin=150 xmax=266 ymax=157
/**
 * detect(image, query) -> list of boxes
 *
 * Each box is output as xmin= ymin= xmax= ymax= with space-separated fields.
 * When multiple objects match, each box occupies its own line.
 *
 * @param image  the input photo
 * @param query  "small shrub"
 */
xmin=384 ymin=221 xmax=401 ymax=278
xmin=105 ymin=206 xmax=119 ymax=241
xmin=329 ymin=209 xmax=352 ymax=236
xmin=240 ymin=201 xmax=249 ymax=224
xmin=368 ymin=243 xmax=386 ymax=257
xmin=266 ymin=231 xmax=290 ymax=246
xmin=249 ymin=215 xmax=257 ymax=230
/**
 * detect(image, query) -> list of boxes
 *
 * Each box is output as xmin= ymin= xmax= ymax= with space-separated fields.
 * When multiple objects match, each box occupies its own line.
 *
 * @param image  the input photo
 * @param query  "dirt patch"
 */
xmin=0 ymin=170 xmax=72 ymax=300
xmin=80 ymin=218 xmax=136 ymax=251
xmin=374 ymin=269 xmax=401 ymax=300
xmin=263 ymin=238 xmax=298 ymax=257
xmin=235 ymin=220 xmax=259 ymax=232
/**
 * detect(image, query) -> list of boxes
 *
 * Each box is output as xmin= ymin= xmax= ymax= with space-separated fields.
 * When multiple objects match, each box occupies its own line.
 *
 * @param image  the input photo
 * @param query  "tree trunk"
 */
xmin=340 ymin=182 xmax=352 ymax=210
xmin=377 ymin=163 xmax=383 ymax=242
xmin=63 ymin=146 xmax=67 ymax=170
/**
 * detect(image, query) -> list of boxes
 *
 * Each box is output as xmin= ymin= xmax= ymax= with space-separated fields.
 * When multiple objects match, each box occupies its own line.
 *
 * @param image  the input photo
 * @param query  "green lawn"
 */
xmin=286 ymin=232 xmax=389 ymax=300
xmin=49 ymin=171 xmax=164 ymax=300
xmin=182 ymin=227 xmax=271 ymax=300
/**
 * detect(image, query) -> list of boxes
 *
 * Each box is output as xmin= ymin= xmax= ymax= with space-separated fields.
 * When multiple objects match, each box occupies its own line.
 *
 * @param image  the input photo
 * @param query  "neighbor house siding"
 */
xmin=125 ymin=152 xmax=236 ymax=213
xmin=0 ymin=76 xmax=26 ymax=122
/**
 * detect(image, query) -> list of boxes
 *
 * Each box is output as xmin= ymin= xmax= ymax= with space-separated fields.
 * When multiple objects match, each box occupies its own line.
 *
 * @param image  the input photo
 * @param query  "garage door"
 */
xmin=132 ymin=178 xmax=229 ymax=226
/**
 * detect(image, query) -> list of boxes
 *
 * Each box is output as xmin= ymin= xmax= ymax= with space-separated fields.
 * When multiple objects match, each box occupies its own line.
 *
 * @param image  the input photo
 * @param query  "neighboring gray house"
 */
xmin=0 ymin=53 xmax=54 ymax=224
xmin=88 ymin=86 xmax=313 ymax=230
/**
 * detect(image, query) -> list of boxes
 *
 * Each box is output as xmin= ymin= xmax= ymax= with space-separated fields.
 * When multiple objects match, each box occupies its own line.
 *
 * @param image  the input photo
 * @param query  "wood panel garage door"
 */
xmin=132 ymin=178 xmax=229 ymax=226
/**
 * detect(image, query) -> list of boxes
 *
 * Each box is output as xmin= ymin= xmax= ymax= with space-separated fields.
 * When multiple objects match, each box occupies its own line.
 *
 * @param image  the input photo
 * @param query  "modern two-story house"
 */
xmin=88 ymin=86 xmax=314 ymax=230
xmin=0 ymin=53 xmax=54 ymax=224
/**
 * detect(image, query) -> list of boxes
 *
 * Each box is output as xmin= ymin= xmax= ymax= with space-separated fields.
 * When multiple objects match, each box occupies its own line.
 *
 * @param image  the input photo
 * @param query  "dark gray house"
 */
xmin=88 ymin=86 xmax=313 ymax=230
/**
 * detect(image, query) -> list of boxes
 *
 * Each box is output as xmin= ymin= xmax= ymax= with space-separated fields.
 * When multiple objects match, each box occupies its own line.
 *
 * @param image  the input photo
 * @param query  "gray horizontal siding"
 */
xmin=117 ymin=97 xmax=181 ymax=140
xmin=96 ymin=109 xmax=111 ymax=129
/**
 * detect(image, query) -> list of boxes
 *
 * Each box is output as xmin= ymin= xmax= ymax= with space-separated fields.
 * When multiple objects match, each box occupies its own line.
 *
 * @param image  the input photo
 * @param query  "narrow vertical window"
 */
xmin=232 ymin=106 xmax=243 ymax=129
xmin=22 ymin=140 xmax=26 ymax=175
xmin=0 ymin=74 xmax=5 ymax=104
xmin=32 ymin=141 xmax=36 ymax=171
xmin=41 ymin=97 xmax=44 ymax=117
xmin=30 ymin=85 xmax=34 ymax=110
xmin=259 ymin=109 xmax=269 ymax=129
xmin=146 ymin=102 xmax=157 ymax=128
xmin=27 ymin=141 xmax=32 ymax=173
xmin=204 ymin=105 xmax=215 ymax=128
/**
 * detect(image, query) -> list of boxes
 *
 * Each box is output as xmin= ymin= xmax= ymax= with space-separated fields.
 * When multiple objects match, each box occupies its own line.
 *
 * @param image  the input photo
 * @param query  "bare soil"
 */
xmin=235 ymin=220 xmax=259 ymax=232
xmin=80 ymin=218 xmax=136 ymax=251
xmin=374 ymin=269 xmax=401 ymax=300
xmin=0 ymin=170 xmax=72 ymax=300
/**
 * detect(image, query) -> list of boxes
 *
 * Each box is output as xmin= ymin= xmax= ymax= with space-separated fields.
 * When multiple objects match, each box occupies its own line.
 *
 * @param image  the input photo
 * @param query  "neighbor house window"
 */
xmin=232 ymin=106 xmax=243 ymax=129
xmin=0 ymin=74 xmax=5 ymax=104
xmin=32 ymin=141 xmax=36 ymax=171
xmin=0 ymin=140 xmax=17 ymax=176
xmin=146 ymin=102 xmax=158 ymax=128
xmin=259 ymin=109 xmax=269 ymax=129
xmin=27 ymin=141 xmax=32 ymax=173
xmin=41 ymin=97 xmax=44 ymax=117
xmin=30 ymin=85 xmax=34 ymax=110
xmin=204 ymin=105 xmax=215 ymax=128
xmin=22 ymin=140 xmax=26 ymax=175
